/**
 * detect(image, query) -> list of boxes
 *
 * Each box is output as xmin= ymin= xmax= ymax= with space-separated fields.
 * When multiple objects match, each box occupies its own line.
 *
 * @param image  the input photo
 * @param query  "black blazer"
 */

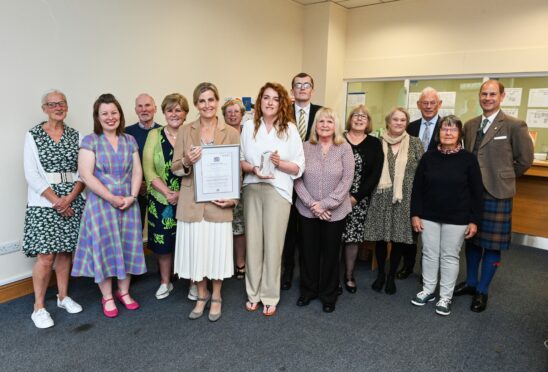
xmin=407 ymin=116 xmax=441 ymax=151
xmin=293 ymin=103 xmax=322 ymax=141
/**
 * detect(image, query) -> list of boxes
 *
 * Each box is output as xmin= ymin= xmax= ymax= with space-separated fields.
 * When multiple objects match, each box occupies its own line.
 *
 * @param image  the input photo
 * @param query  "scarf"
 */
xmin=377 ymin=132 xmax=410 ymax=203
xmin=437 ymin=144 xmax=462 ymax=155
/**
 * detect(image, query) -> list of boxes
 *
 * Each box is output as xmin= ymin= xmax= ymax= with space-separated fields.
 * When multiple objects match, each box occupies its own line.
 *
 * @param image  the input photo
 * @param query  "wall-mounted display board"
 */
xmin=346 ymin=74 xmax=548 ymax=153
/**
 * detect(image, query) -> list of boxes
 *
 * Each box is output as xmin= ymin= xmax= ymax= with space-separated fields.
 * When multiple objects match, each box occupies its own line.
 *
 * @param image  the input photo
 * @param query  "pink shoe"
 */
xmin=115 ymin=290 xmax=140 ymax=310
xmin=101 ymin=297 xmax=118 ymax=318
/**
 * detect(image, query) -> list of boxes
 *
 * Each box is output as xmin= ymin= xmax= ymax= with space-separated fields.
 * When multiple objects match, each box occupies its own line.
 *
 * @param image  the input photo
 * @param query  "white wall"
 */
xmin=0 ymin=0 xmax=304 ymax=285
xmin=345 ymin=0 xmax=548 ymax=79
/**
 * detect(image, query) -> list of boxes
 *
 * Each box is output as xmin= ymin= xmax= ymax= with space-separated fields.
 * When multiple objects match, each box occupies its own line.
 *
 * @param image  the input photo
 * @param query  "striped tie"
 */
xmin=478 ymin=118 xmax=489 ymax=139
xmin=298 ymin=109 xmax=307 ymax=141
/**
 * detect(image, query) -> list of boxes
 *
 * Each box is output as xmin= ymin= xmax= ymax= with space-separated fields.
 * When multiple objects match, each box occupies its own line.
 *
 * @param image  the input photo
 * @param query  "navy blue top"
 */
xmin=125 ymin=122 xmax=161 ymax=160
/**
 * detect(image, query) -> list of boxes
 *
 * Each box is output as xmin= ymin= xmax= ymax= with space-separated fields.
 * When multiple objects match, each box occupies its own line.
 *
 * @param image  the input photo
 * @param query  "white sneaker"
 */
xmin=57 ymin=295 xmax=83 ymax=314
xmin=187 ymin=282 xmax=198 ymax=301
xmin=31 ymin=308 xmax=54 ymax=329
xmin=155 ymin=283 xmax=174 ymax=299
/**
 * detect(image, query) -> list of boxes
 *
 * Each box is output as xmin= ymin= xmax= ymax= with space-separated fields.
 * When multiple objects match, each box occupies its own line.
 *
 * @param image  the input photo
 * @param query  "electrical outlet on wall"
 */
xmin=0 ymin=240 xmax=22 ymax=255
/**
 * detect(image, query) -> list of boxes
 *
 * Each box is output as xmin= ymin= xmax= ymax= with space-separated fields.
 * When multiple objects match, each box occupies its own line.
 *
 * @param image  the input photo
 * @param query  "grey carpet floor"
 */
xmin=1 ymin=244 xmax=547 ymax=372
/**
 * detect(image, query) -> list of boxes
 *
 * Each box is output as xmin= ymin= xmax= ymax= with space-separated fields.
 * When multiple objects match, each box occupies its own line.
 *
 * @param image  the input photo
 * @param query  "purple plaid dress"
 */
xmin=72 ymin=133 xmax=146 ymax=283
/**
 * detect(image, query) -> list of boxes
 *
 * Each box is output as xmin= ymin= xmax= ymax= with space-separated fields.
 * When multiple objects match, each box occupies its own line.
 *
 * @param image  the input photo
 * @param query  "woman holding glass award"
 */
xmin=240 ymin=82 xmax=305 ymax=316
xmin=171 ymin=82 xmax=240 ymax=322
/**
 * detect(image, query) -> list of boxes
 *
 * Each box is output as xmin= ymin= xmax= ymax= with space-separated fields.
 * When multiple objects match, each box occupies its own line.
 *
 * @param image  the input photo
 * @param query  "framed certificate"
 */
xmin=193 ymin=144 xmax=241 ymax=202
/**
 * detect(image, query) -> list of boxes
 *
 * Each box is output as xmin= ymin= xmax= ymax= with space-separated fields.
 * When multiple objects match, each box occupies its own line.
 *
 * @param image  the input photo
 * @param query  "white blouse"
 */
xmin=240 ymin=118 xmax=305 ymax=203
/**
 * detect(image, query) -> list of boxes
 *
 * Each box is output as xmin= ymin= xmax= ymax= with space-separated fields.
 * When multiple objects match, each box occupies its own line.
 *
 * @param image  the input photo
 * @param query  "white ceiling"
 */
xmin=293 ymin=0 xmax=405 ymax=9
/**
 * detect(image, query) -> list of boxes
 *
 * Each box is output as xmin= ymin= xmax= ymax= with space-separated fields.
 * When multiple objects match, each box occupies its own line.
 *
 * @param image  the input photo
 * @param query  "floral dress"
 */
xmin=341 ymin=149 xmax=368 ymax=243
xmin=23 ymin=124 xmax=85 ymax=257
xmin=145 ymin=129 xmax=180 ymax=254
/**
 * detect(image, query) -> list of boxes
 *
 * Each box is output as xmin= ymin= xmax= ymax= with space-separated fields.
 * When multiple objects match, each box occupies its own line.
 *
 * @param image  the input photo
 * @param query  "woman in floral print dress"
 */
xmin=23 ymin=90 xmax=85 ymax=328
xmin=143 ymin=93 xmax=189 ymax=299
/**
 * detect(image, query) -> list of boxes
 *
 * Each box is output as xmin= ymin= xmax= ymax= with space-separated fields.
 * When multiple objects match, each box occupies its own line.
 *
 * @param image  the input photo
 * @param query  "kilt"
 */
xmin=473 ymin=194 xmax=512 ymax=251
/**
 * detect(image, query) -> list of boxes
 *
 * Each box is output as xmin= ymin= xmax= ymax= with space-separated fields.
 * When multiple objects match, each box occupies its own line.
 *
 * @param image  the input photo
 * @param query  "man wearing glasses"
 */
xmin=397 ymin=87 xmax=443 ymax=281
xmin=281 ymin=72 xmax=322 ymax=290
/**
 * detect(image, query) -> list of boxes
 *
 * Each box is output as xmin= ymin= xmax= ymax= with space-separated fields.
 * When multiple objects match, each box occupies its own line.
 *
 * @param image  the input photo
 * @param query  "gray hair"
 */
xmin=41 ymin=89 xmax=67 ymax=105
xmin=419 ymin=87 xmax=440 ymax=102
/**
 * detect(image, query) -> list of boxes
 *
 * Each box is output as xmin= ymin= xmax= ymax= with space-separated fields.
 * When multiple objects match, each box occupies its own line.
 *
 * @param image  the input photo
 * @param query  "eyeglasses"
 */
xmin=352 ymin=113 xmax=368 ymax=120
xmin=293 ymin=82 xmax=312 ymax=90
xmin=440 ymin=127 xmax=459 ymax=133
xmin=44 ymin=101 xmax=67 ymax=108
xmin=419 ymin=100 xmax=438 ymax=106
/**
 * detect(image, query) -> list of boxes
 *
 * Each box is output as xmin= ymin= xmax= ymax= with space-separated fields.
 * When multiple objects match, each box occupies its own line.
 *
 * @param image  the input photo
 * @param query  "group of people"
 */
xmin=22 ymin=74 xmax=534 ymax=329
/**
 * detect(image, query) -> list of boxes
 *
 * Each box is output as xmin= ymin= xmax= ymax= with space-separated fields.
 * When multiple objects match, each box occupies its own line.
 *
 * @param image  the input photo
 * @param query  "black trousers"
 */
xmin=282 ymin=203 xmax=300 ymax=276
xmin=400 ymin=243 xmax=418 ymax=272
xmin=299 ymin=215 xmax=345 ymax=305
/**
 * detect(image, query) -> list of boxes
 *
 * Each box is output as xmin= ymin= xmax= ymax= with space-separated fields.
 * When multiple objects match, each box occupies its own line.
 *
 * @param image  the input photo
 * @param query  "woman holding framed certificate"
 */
xmin=240 ymin=82 xmax=305 ymax=316
xmin=171 ymin=82 xmax=240 ymax=322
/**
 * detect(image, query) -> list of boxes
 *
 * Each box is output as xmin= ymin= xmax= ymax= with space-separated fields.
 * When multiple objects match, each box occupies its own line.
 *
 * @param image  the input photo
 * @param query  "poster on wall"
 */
xmin=502 ymin=88 xmax=522 ymax=106
xmin=528 ymin=88 xmax=548 ymax=108
xmin=347 ymin=92 xmax=366 ymax=108
xmin=503 ymin=108 xmax=519 ymax=117
xmin=526 ymin=109 xmax=548 ymax=128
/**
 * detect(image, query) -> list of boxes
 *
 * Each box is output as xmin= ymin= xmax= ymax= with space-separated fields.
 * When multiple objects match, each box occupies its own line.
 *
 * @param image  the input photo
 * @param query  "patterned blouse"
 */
xmin=295 ymin=141 xmax=355 ymax=222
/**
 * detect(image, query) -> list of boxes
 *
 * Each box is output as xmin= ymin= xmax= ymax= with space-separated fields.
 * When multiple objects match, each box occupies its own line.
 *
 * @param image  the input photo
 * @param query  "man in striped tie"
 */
xmin=281 ymin=72 xmax=322 ymax=290
xmin=457 ymin=80 xmax=533 ymax=312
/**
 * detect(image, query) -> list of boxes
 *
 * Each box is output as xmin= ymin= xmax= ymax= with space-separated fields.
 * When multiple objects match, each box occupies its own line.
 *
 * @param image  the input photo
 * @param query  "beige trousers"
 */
xmin=244 ymin=183 xmax=291 ymax=306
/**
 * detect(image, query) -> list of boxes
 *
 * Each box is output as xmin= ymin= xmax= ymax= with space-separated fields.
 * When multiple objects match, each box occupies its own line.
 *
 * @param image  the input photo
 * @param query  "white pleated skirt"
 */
xmin=173 ymin=220 xmax=234 ymax=281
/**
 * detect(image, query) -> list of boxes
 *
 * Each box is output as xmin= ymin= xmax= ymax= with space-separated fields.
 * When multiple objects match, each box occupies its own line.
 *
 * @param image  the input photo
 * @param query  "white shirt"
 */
xmin=240 ymin=118 xmax=305 ymax=203
xmin=294 ymin=103 xmax=311 ymax=126
xmin=481 ymin=110 xmax=500 ymax=133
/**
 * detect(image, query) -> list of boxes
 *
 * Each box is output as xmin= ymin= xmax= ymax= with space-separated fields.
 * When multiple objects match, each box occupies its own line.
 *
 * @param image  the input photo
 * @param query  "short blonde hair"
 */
xmin=309 ymin=107 xmax=345 ymax=145
xmin=346 ymin=105 xmax=372 ymax=134
xmin=161 ymin=93 xmax=189 ymax=114
xmin=385 ymin=107 xmax=410 ymax=129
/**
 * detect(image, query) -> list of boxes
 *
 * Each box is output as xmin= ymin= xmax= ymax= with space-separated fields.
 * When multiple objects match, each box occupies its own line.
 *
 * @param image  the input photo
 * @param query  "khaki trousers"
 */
xmin=244 ymin=183 xmax=291 ymax=306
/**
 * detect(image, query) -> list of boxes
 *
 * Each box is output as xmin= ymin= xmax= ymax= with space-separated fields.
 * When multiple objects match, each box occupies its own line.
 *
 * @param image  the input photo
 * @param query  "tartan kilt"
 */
xmin=473 ymin=194 xmax=512 ymax=251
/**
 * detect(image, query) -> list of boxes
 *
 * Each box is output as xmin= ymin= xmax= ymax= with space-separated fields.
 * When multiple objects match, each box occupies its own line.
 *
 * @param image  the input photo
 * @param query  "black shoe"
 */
xmin=454 ymin=282 xmax=477 ymax=296
xmin=371 ymin=273 xmax=386 ymax=292
xmin=385 ymin=276 xmax=396 ymax=295
xmin=337 ymin=284 xmax=343 ymax=296
xmin=296 ymin=296 xmax=315 ymax=307
xmin=322 ymin=303 xmax=335 ymax=313
xmin=344 ymin=277 xmax=357 ymax=294
xmin=281 ymin=271 xmax=293 ymax=290
xmin=396 ymin=268 xmax=413 ymax=280
xmin=471 ymin=293 xmax=488 ymax=312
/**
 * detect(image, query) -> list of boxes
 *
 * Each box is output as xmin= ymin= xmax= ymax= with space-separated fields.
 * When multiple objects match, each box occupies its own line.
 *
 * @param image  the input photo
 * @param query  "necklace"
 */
xmin=165 ymin=127 xmax=177 ymax=140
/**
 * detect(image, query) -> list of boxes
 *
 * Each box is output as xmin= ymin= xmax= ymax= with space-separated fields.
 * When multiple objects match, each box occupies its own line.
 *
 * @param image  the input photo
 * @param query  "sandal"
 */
xmin=245 ymin=301 xmax=259 ymax=312
xmin=235 ymin=265 xmax=246 ymax=280
xmin=263 ymin=305 xmax=277 ymax=317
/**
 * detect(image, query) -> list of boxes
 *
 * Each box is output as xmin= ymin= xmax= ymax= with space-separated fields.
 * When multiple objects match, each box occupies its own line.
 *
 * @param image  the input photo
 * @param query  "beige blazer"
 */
xmin=463 ymin=111 xmax=533 ymax=199
xmin=171 ymin=118 xmax=240 ymax=222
